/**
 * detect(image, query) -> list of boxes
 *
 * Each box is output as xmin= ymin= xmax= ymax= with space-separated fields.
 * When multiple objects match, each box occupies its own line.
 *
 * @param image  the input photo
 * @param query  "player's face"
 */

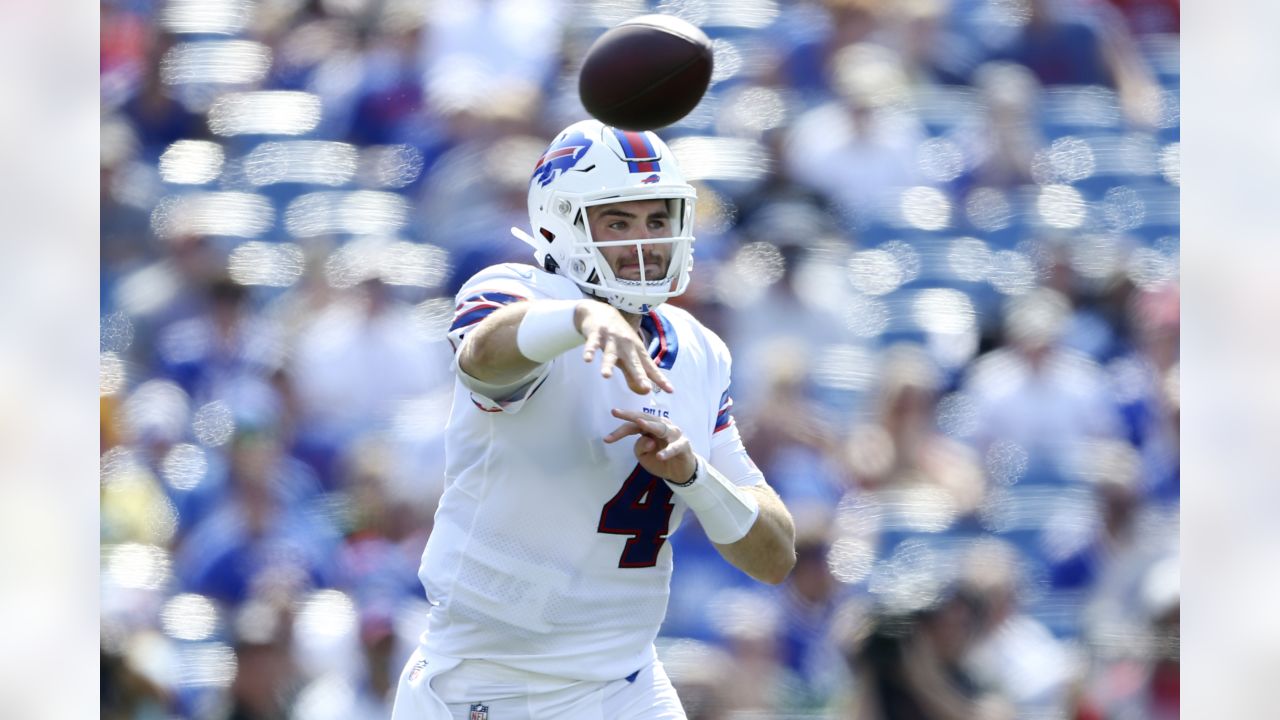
xmin=586 ymin=199 xmax=674 ymax=282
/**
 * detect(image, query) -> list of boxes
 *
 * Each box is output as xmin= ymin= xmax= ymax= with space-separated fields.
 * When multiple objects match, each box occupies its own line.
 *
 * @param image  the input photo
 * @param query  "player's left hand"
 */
xmin=603 ymin=408 xmax=697 ymax=484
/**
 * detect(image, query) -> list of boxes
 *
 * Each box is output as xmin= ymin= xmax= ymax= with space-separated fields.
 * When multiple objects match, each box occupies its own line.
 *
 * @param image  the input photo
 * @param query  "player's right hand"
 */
xmin=576 ymin=302 xmax=675 ymax=395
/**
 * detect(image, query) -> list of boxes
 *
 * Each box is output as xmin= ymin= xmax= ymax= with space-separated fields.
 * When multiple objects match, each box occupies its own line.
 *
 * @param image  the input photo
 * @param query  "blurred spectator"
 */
xmin=770 ymin=0 xmax=884 ymax=100
xmin=958 ymin=61 xmax=1045 ymax=189
xmin=418 ymin=0 xmax=564 ymax=123
xmin=155 ymin=278 xmax=285 ymax=407
xmin=784 ymin=42 xmax=927 ymax=226
xmin=100 ymin=116 xmax=153 ymax=305
xmin=775 ymin=507 xmax=856 ymax=710
xmin=174 ymin=430 xmax=338 ymax=604
xmin=739 ymin=343 xmax=849 ymax=508
xmin=102 ymin=379 xmax=188 ymax=545
xmin=1110 ymin=283 xmax=1180 ymax=502
xmin=345 ymin=21 xmax=429 ymax=146
xmin=101 ymin=646 xmax=172 ymax=720
xmin=1079 ymin=555 xmax=1179 ymax=719
xmin=334 ymin=438 xmax=433 ymax=715
xmin=846 ymin=344 xmax=985 ymax=529
xmin=880 ymin=0 xmax=982 ymax=86
xmin=659 ymin=640 xmax=736 ymax=720
xmin=994 ymin=0 xmax=1161 ymax=126
xmin=709 ymin=589 xmax=804 ymax=716
xmin=848 ymin=588 xmax=1015 ymax=720
xmin=100 ymin=0 xmax=152 ymax=102
xmin=964 ymin=288 xmax=1125 ymax=478
xmin=222 ymin=599 xmax=301 ymax=720
xmin=120 ymin=40 xmax=207 ymax=157
xmin=1048 ymin=440 xmax=1147 ymax=592
xmin=960 ymin=538 xmax=1078 ymax=718
xmin=1097 ymin=0 xmax=1180 ymax=35
xmin=287 ymin=279 xmax=452 ymax=487
xmin=1078 ymin=475 xmax=1178 ymax=646
xmin=720 ymin=198 xmax=864 ymax=418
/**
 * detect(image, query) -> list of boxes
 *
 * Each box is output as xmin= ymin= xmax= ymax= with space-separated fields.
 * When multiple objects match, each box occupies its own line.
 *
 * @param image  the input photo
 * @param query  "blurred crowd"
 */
xmin=100 ymin=0 xmax=1179 ymax=718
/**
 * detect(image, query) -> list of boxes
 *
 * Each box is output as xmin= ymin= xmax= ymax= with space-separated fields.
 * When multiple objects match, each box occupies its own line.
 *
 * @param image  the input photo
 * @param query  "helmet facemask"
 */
xmin=555 ymin=192 xmax=695 ymax=315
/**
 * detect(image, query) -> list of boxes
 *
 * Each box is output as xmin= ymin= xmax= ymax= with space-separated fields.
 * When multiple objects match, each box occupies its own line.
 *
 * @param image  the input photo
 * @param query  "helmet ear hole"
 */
xmin=540 ymin=228 xmax=556 ymax=243
xmin=543 ymin=254 xmax=560 ymax=273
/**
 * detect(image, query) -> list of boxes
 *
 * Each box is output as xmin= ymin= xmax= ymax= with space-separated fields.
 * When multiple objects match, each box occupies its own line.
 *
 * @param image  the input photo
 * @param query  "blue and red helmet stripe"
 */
xmin=611 ymin=128 xmax=661 ymax=174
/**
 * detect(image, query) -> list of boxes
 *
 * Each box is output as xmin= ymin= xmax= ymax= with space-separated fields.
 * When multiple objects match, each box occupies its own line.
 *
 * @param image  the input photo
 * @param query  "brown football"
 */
xmin=578 ymin=14 xmax=714 ymax=131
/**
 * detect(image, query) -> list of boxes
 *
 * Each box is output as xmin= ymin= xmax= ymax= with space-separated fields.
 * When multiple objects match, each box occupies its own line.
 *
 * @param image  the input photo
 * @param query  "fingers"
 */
xmin=609 ymin=408 xmax=678 ymax=442
xmin=638 ymin=353 xmax=676 ymax=394
xmin=621 ymin=354 xmax=652 ymax=395
xmin=609 ymin=407 xmax=660 ymax=431
xmin=582 ymin=330 xmax=600 ymax=363
xmin=598 ymin=337 xmax=618 ymax=379
xmin=656 ymin=437 xmax=687 ymax=461
xmin=603 ymin=420 xmax=643 ymax=444
xmin=580 ymin=324 xmax=674 ymax=394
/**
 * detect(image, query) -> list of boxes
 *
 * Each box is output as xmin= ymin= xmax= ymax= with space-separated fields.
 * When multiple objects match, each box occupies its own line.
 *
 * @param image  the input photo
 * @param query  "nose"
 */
xmin=637 ymin=241 xmax=665 ymax=262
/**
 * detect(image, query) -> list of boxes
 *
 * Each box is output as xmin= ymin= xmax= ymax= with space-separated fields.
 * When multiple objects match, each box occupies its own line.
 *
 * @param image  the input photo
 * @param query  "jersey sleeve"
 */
xmin=447 ymin=264 xmax=550 ymax=413
xmin=707 ymin=330 xmax=738 ymax=447
xmin=704 ymin=327 xmax=763 ymax=486
xmin=447 ymin=266 xmax=538 ymax=353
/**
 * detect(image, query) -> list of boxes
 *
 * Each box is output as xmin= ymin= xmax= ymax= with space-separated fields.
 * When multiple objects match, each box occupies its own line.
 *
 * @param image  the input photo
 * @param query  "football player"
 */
xmin=391 ymin=119 xmax=796 ymax=720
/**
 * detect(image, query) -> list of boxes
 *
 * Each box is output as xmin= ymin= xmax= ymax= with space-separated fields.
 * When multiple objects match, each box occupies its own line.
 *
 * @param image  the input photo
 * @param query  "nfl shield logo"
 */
xmin=407 ymin=659 xmax=427 ymax=684
xmin=469 ymin=703 xmax=489 ymax=720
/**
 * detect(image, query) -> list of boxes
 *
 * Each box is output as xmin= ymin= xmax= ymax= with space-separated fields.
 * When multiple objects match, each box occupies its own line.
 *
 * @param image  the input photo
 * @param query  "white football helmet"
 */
xmin=512 ymin=119 xmax=696 ymax=314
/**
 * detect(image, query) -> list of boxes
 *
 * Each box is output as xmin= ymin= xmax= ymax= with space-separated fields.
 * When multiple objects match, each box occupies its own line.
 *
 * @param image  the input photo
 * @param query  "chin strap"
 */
xmin=512 ymin=226 xmax=560 ymax=273
xmin=511 ymin=226 xmax=539 ymax=250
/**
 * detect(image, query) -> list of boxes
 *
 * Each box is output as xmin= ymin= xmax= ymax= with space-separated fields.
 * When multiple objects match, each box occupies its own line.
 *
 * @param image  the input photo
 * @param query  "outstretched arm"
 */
xmin=605 ymin=409 xmax=797 ymax=584
xmin=459 ymin=299 xmax=674 ymax=394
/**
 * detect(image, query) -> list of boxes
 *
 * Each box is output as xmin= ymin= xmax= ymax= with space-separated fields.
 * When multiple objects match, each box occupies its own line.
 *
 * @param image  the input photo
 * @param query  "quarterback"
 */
xmin=391 ymin=119 xmax=796 ymax=720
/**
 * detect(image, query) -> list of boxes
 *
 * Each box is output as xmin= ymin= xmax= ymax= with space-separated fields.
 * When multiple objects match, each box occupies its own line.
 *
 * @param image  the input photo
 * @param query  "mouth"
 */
xmin=617 ymin=263 xmax=664 ymax=281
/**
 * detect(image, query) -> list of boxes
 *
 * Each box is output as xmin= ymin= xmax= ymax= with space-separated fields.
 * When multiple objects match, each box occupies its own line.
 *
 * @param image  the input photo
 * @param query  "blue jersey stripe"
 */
xmin=640 ymin=311 xmax=678 ymax=370
xmin=459 ymin=291 xmax=524 ymax=306
xmin=450 ymin=305 xmax=499 ymax=332
xmin=715 ymin=389 xmax=733 ymax=432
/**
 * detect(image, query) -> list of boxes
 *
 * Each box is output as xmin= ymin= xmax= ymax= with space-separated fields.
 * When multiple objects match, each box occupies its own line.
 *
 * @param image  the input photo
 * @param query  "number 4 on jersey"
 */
xmin=597 ymin=465 xmax=675 ymax=568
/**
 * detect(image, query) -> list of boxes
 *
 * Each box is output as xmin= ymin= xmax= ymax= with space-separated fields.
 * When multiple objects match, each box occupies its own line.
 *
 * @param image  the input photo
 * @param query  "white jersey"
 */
xmin=416 ymin=263 xmax=755 ymax=682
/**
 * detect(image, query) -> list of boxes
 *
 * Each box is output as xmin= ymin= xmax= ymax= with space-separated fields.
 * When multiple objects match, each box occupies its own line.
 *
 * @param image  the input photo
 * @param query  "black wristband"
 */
xmin=668 ymin=460 xmax=698 ymax=487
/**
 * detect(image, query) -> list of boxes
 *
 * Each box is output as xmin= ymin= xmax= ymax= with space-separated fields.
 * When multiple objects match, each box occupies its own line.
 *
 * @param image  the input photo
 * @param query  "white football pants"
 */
xmin=390 ymin=649 xmax=687 ymax=720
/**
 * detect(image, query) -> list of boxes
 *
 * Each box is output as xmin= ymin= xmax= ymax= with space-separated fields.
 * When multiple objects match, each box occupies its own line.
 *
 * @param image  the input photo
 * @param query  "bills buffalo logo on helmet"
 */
xmin=531 ymin=132 xmax=593 ymax=187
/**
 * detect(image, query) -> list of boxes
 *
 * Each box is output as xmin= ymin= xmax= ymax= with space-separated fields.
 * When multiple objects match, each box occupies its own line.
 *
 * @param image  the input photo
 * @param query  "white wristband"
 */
xmin=516 ymin=300 xmax=585 ymax=363
xmin=667 ymin=456 xmax=760 ymax=544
